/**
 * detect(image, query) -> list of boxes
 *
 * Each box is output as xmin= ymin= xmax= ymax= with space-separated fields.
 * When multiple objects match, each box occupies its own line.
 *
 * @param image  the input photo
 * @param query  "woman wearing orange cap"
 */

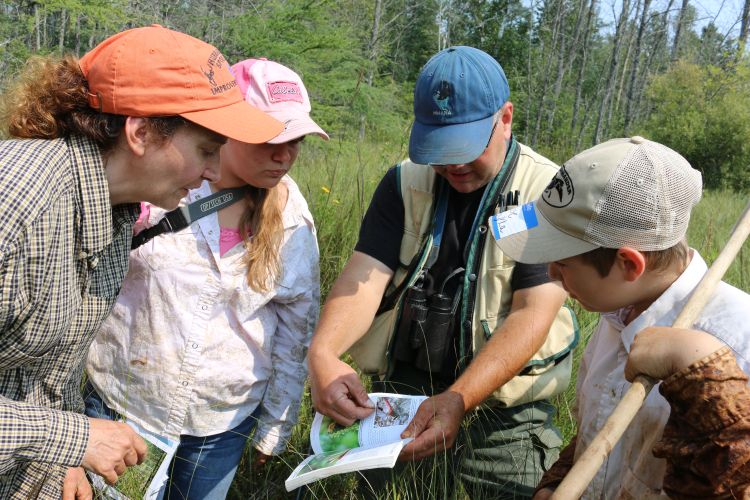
xmin=0 ymin=26 xmax=281 ymax=499
xmin=84 ymin=58 xmax=328 ymax=499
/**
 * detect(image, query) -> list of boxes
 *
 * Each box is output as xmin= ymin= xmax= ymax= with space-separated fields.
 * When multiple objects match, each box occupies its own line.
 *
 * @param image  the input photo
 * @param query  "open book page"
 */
xmin=359 ymin=393 xmax=427 ymax=447
xmin=88 ymin=419 xmax=178 ymax=500
xmin=287 ymin=392 xmax=427 ymax=491
xmin=310 ymin=393 xmax=427 ymax=454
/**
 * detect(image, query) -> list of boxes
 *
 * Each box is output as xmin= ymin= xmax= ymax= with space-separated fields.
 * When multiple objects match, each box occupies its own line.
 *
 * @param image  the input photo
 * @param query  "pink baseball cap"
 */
xmin=231 ymin=58 xmax=329 ymax=144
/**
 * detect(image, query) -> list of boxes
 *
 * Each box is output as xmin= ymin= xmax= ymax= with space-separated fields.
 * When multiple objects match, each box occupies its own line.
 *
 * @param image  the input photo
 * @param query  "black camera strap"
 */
xmin=423 ymin=178 xmax=450 ymax=270
xmin=375 ymin=176 xmax=450 ymax=315
xmin=131 ymin=186 xmax=249 ymax=250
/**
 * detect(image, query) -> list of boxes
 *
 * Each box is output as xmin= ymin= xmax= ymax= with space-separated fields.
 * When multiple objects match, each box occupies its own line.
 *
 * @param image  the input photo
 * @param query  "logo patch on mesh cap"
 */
xmin=543 ymin=167 xmax=574 ymax=208
xmin=266 ymin=81 xmax=303 ymax=103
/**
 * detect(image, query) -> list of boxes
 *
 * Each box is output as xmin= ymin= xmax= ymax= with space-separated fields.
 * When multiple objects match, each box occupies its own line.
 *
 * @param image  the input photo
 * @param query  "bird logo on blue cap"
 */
xmin=432 ymin=81 xmax=453 ymax=115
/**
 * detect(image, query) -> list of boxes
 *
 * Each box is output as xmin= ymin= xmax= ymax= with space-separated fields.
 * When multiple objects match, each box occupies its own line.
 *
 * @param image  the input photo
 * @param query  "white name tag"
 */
xmin=489 ymin=202 xmax=539 ymax=240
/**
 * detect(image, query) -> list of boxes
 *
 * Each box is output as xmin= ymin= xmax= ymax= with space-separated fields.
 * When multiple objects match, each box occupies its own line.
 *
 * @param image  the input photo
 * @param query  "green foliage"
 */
xmin=641 ymin=60 xmax=750 ymax=191
xmin=222 ymin=0 xmax=411 ymax=144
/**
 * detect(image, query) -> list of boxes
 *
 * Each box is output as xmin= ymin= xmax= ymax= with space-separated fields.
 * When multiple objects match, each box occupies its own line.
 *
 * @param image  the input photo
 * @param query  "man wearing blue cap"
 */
xmin=308 ymin=46 xmax=576 ymax=497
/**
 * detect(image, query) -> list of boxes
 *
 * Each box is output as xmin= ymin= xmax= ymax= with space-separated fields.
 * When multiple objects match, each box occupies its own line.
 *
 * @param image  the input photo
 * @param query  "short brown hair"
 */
xmin=579 ymin=240 xmax=689 ymax=277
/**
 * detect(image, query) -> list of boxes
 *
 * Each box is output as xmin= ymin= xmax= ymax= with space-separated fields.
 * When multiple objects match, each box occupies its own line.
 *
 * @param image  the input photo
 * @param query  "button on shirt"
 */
xmin=574 ymin=250 xmax=750 ymax=498
xmin=0 ymin=135 xmax=138 ymax=498
xmin=86 ymin=177 xmax=319 ymax=455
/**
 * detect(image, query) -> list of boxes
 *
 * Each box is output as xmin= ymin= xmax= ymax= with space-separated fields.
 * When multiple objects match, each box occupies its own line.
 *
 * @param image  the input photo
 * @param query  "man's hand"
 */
xmin=399 ymin=390 xmax=465 ymax=461
xmin=62 ymin=467 xmax=92 ymax=500
xmin=309 ymin=353 xmax=374 ymax=426
xmin=81 ymin=418 xmax=148 ymax=485
xmin=625 ymin=326 xmax=725 ymax=382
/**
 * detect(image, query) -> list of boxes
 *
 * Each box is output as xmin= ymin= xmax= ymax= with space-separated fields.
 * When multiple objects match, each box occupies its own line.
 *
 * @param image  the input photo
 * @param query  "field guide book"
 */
xmin=285 ymin=392 xmax=427 ymax=491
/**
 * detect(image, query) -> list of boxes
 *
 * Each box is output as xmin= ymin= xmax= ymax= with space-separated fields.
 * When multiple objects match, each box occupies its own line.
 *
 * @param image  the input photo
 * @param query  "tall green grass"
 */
xmin=228 ymin=144 xmax=748 ymax=499
xmin=108 ymin=140 xmax=749 ymax=499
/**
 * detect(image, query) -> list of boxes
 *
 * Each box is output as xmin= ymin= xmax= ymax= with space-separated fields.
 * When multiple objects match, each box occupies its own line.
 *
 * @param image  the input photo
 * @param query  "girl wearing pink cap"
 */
xmin=84 ymin=58 xmax=328 ymax=499
xmin=0 ymin=26 xmax=281 ymax=499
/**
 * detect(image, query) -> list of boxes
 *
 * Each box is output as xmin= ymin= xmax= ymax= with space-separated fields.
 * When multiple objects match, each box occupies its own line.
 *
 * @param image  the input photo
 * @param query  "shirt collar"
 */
xmin=619 ymin=250 xmax=707 ymax=351
xmin=190 ymin=177 xmax=311 ymax=232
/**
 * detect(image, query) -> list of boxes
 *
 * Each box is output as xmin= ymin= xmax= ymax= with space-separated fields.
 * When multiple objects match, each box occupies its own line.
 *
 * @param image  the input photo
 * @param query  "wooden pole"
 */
xmin=551 ymin=200 xmax=750 ymax=500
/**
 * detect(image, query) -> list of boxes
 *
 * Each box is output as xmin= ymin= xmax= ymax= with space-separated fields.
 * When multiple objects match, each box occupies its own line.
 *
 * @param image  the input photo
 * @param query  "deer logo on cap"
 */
xmin=201 ymin=66 xmax=217 ymax=87
xmin=543 ymin=167 xmax=574 ymax=208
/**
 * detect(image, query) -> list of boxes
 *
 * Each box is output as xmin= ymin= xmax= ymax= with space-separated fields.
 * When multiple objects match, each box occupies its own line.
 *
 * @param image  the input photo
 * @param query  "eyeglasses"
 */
xmin=428 ymin=115 xmax=499 ymax=168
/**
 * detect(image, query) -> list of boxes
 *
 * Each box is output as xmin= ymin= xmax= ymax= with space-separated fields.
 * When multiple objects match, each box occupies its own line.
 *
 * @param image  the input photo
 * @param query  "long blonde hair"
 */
xmin=240 ymin=185 xmax=284 ymax=292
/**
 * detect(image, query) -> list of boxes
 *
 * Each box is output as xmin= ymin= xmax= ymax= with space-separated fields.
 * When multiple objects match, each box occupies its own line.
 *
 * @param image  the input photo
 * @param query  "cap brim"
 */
xmin=490 ymin=202 xmax=598 ymax=264
xmin=181 ymin=100 xmax=284 ymax=143
xmin=408 ymin=114 xmax=494 ymax=165
xmin=266 ymin=112 xmax=330 ymax=144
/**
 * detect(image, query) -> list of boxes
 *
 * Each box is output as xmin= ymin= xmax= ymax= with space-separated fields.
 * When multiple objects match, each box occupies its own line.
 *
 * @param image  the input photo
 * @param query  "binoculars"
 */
xmin=393 ymin=269 xmax=463 ymax=372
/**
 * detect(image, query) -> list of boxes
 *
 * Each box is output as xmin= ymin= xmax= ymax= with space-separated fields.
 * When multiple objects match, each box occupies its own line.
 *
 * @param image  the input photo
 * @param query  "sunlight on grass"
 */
xmin=101 ymin=140 xmax=746 ymax=500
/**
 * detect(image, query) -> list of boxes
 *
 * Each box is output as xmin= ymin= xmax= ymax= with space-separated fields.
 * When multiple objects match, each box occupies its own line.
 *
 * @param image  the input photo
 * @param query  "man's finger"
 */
xmin=401 ymin=405 xmax=430 ymax=439
xmin=414 ymin=426 xmax=449 ymax=459
xmin=400 ymin=430 xmax=437 ymax=461
xmin=343 ymin=379 xmax=375 ymax=409
xmin=334 ymin=395 xmax=375 ymax=422
xmin=323 ymin=406 xmax=357 ymax=427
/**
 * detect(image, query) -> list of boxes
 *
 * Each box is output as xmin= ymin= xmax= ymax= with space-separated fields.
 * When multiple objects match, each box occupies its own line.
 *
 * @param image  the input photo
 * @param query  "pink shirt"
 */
xmin=219 ymin=227 xmax=243 ymax=256
xmin=136 ymin=202 xmax=248 ymax=257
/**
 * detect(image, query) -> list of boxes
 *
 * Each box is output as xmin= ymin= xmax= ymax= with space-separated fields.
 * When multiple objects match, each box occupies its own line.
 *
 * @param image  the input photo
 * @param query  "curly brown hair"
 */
xmin=1 ymin=54 xmax=184 ymax=150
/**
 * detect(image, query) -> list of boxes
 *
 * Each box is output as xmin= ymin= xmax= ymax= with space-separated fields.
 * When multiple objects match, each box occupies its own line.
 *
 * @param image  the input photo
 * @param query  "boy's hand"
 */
xmin=532 ymin=488 xmax=555 ymax=500
xmin=625 ymin=327 xmax=725 ymax=382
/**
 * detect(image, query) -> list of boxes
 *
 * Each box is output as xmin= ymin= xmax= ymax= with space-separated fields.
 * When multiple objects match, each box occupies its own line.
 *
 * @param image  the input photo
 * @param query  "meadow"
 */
xmin=223 ymin=140 xmax=749 ymax=500
xmin=110 ymin=140 xmax=749 ymax=499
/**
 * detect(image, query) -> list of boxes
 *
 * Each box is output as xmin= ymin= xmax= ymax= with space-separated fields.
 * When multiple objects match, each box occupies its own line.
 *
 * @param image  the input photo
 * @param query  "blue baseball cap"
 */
xmin=408 ymin=46 xmax=510 ymax=165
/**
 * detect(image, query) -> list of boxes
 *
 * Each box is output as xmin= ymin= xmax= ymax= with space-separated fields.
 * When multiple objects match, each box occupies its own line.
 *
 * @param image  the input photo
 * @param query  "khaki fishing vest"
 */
xmin=349 ymin=141 xmax=579 ymax=407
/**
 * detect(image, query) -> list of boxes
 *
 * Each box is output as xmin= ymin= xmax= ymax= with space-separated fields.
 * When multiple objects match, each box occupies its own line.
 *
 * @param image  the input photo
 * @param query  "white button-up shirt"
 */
xmin=574 ymin=250 xmax=750 ymax=498
xmin=86 ymin=176 xmax=319 ymax=455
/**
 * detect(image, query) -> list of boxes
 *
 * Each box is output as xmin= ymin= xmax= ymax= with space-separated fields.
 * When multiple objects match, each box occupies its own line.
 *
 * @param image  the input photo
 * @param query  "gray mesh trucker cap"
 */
xmin=489 ymin=136 xmax=703 ymax=263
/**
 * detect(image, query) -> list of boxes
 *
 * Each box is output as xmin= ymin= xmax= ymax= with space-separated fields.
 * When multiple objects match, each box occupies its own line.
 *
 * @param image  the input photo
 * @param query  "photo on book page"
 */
xmin=286 ymin=393 xmax=427 ymax=491
xmin=88 ymin=419 xmax=178 ymax=500
xmin=310 ymin=393 xmax=427 ymax=454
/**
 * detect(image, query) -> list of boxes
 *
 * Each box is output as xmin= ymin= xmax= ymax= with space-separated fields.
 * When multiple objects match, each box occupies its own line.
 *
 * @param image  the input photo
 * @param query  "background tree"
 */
xmin=1 ymin=0 xmax=748 ymax=190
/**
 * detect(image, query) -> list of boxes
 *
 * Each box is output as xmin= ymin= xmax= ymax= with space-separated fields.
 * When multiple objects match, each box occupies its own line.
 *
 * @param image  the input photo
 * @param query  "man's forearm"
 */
xmin=449 ymin=282 xmax=567 ymax=411
xmin=309 ymin=251 xmax=393 ymax=359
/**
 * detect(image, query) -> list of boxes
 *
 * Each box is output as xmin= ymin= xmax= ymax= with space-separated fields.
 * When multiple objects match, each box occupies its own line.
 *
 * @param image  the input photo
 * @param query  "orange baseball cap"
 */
xmin=79 ymin=25 xmax=283 ymax=143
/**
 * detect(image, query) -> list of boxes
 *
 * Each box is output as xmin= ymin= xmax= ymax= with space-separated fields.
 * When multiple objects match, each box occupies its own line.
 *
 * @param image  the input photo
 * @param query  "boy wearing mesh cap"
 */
xmin=490 ymin=136 xmax=750 ymax=498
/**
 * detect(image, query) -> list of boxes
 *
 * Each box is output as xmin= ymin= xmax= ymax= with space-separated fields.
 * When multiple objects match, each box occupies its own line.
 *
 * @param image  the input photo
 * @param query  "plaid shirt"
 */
xmin=0 ymin=135 xmax=138 ymax=498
